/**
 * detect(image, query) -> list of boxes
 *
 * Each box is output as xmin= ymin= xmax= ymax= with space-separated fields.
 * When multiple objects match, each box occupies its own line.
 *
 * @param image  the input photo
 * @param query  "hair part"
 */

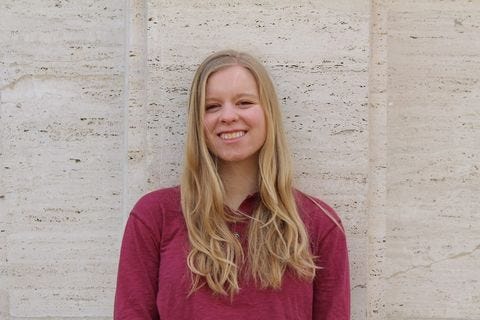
xmin=181 ymin=49 xmax=316 ymax=296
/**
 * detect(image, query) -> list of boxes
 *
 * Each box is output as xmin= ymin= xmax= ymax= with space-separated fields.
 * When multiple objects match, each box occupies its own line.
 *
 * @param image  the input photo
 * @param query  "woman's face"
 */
xmin=203 ymin=65 xmax=267 ymax=164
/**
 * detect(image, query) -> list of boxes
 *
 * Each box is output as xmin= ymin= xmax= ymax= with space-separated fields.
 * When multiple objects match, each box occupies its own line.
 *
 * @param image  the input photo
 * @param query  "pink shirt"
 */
xmin=114 ymin=186 xmax=350 ymax=319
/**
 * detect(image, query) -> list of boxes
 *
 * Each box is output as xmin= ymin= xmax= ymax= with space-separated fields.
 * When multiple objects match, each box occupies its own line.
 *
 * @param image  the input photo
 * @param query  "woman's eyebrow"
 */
xmin=206 ymin=93 xmax=259 ymax=101
xmin=205 ymin=97 xmax=218 ymax=102
xmin=233 ymin=93 xmax=259 ymax=100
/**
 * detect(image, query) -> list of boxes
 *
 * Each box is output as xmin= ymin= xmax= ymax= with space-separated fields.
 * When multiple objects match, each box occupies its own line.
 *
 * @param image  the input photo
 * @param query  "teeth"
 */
xmin=220 ymin=131 xmax=245 ymax=140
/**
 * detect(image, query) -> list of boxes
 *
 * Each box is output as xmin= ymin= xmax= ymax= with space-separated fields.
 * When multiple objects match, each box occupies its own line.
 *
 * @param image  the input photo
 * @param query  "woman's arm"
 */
xmin=312 ymin=223 xmax=350 ymax=320
xmin=114 ymin=212 xmax=160 ymax=320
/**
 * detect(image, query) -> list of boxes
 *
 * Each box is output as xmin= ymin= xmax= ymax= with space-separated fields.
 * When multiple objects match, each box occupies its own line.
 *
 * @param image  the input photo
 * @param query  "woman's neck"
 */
xmin=218 ymin=157 xmax=259 ymax=210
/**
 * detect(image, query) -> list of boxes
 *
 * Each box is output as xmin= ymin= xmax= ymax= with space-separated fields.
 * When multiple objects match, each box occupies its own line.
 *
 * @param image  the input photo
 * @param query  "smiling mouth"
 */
xmin=219 ymin=131 xmax=246 ymax=140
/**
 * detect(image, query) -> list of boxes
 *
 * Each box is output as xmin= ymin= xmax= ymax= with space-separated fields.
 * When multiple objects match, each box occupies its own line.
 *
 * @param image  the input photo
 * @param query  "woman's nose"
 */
xmin=219 ymin=103 xmax=239 ymax=123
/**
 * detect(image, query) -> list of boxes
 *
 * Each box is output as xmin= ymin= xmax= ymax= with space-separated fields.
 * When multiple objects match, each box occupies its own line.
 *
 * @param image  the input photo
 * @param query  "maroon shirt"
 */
xmin=114 ymin=187 xmax=350 ymax=319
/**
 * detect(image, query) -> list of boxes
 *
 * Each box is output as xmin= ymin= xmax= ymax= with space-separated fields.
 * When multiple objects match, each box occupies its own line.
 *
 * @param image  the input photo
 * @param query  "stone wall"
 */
xmin=0 ymin=0 xmax=478 ymax=319
xmin=1 ymin=0 xmax=125 ymax=318
xmin=383 ymin=0 xmax=480 ymax=318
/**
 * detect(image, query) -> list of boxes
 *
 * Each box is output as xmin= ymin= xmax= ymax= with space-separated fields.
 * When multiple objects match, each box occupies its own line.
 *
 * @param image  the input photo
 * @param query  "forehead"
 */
xmin=205 ymin=65 xmax=258 ymax=97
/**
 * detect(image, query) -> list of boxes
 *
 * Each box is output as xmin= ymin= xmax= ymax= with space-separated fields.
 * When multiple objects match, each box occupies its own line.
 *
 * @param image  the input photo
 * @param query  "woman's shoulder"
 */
xmin=130 ymin=186 xmax=182 ymax=223
xmin=293 ymin=189 xmax=345 ymax=236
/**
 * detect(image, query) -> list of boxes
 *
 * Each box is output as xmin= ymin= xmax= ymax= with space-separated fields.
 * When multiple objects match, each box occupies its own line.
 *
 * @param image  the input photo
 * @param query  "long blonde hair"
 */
xmin=180 ymin=50 xmax=316 ymax=296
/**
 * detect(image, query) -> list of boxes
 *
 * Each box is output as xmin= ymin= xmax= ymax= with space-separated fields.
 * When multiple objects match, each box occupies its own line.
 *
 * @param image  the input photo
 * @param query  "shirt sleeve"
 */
xmin=312 ymin=224 xmax=350 ymax=320
xmin=114 ymin=212 xmax=161 ymax=320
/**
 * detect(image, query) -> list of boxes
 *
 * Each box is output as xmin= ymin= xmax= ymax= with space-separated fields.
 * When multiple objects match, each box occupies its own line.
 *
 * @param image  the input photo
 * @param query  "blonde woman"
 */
xmin=114 ymin=50 xmax=350 ymax=319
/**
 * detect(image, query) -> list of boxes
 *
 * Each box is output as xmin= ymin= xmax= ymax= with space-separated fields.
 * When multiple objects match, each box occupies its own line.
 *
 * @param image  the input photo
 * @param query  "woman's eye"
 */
xmin=238 ymin=101 xmax=253 ymax=107
xmin=205 ymin=104 xmax=220 ymax=112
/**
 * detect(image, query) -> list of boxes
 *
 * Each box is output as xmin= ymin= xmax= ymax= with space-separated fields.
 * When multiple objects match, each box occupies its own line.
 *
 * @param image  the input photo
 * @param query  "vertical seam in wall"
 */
xmin=123 ymin=0 xmax=148 ymax=221
xmin=143 ymin=0 xmax=148 ymax=186
xmin=367 ymin=0 xmax=388 ymax=318
xmin=0 ymin=69 xmax=7 ymax=320
xmin=122 ymin=0 xmax=130 ymax=222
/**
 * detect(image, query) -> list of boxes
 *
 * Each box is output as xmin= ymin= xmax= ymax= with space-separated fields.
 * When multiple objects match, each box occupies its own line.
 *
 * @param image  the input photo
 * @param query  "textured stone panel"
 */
xmin=386 ymin=0 xmax=480 ymax=318
xmin=10 ymin=288 xmax=113 ymax=318
xmin=0 ymin=0 xmax=124 ymax=84
xmin=0 ymin=0 xmax=125 ymax=318
xmin=7 ymin=232 xmax=117 ymax=317
xmin=2 ymin=76 xmax=123 ymax=233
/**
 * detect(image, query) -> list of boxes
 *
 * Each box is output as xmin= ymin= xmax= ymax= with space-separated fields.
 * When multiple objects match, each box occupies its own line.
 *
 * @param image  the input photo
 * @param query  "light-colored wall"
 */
xmin=385 ymin=1 xmax=480 ymax=318
xmin=0 ymin=0 xmax=478 ymax=319
xmin=1 ymin=0 xmax=125 ymax=318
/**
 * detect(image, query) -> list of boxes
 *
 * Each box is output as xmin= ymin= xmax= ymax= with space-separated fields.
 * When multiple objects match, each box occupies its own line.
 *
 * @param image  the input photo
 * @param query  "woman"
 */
xmin=114 ymin=50 xmax=350 ymax=319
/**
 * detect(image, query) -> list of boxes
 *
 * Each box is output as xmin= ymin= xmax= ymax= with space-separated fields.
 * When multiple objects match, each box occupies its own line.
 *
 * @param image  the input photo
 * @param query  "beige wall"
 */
xmin=384 ymin=1 xmax=480 ymax=318
xmin=0 ymin=0 xmax=478 ymax=319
